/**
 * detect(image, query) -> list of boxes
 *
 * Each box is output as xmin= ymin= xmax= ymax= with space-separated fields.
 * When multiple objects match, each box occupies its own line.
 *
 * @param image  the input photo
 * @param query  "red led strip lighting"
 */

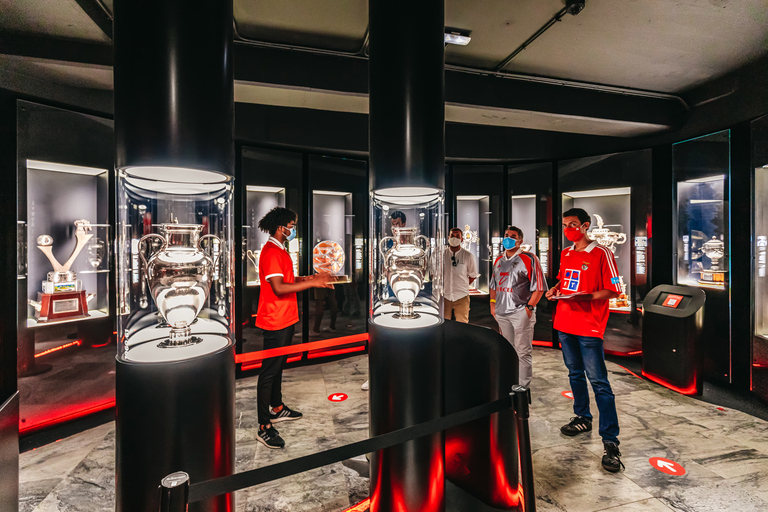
xmin=342 ymin=498 xmax=370 ymax=512
xmin=642 ymin=370 xmax=698 ymax=395
xmin=532 ymin=339 xmax=553 ymax=347
xmin=20 ymin=399 xmax=115 ymax=434
xmin=235 ymin=333 xmax=368 ymax=365
xmin=34 ymin=340 xmax=82 ymax=358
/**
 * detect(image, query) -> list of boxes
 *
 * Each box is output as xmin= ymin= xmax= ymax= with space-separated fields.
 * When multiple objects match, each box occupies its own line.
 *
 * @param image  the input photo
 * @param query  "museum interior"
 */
xmin=2 ymin=0 xmax=768 ymax=511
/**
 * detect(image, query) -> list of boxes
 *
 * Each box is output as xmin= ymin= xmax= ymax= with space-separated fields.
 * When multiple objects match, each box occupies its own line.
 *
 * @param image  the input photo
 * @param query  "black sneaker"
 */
xmin=560 ymin=416 xmax=592 ymax=436
xmin=257 ymin=425 xmax=285 ymax=449
xmin=269 ymin=404 xmax=303 ymax=423
xmin=602 ymin=442 xmax=625 ymax=473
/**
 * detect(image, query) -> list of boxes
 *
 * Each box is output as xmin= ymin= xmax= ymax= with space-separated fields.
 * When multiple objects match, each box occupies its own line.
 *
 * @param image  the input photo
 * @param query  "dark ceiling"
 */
xmin=1 ymin=0 xmax=767 ymax=159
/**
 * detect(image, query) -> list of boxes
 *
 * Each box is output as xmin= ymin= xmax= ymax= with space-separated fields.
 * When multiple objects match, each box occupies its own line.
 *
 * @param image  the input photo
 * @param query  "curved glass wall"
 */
xmin=116 ymin=167 xmax=234 ymax=363
xmin=370 ymin=187 xmax=444 ymax=328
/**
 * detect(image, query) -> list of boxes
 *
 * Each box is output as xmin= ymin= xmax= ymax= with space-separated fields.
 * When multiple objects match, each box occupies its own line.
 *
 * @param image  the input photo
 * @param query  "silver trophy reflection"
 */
xmin=139 ymin=223 xmax=221 ymax=347
xmin=699 ymin=236 xmax=726 ymax=286
xmin=379 ymin=227 xmax=430 ymax=319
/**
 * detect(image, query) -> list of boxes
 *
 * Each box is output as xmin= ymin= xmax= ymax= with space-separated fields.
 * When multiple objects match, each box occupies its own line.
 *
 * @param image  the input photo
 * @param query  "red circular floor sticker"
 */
xmin=649 ymin=457 xmax=686 ymax=475
xmin=561 ymin=391 xmax=574 ymax=399
xmin=328 ymin=393 xmax=348 ymax=402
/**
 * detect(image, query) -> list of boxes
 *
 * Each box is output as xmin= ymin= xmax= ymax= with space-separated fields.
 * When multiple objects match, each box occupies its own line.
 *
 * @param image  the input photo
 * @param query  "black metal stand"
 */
xmin=512 ymin=386 xmax=536 ymax=512
xmin=116 ymin=344 xmax=235 ymax=512
xmin=369 ymin=320 xmax=444 ymax=512
xmin=159 ymin=472 xmax=190 ymax=512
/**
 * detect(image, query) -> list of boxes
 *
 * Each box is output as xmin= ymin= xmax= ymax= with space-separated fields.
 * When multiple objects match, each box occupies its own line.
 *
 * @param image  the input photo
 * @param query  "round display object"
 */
xmin=313 ymin=240 xmax=348 ymax=281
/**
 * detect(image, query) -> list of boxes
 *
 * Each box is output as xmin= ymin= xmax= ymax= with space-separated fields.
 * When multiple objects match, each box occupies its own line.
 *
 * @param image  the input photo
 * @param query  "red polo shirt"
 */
xmin=255 ymin=237 xmax=299 ymax=331
xmin=553 ymin=241 xmax=622 ymax=338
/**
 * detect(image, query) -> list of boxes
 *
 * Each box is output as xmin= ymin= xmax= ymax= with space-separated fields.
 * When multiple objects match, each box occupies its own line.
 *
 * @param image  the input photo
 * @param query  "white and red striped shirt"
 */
xmin=490 ymin=250 xmax=547 ymax=315
xmin=553 ymin=241 xmax=622 ymax=338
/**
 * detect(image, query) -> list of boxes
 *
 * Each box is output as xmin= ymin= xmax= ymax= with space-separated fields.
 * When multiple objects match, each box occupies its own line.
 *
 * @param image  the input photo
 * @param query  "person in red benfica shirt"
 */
xmin=545 ymin=207 xmax=624 ymax=473
xmin=255 ymin=207 xmax=335 ymax=449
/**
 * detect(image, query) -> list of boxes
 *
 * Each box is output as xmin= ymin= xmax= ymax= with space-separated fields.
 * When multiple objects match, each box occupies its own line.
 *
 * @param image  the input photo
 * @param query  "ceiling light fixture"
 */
xmin=445 ymin=31 xmax=471 ymax=46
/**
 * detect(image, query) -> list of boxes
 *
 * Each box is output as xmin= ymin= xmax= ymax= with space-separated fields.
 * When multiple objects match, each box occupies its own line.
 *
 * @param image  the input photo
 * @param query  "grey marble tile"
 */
xmin=532 ymin=443 xmax=654 ymax=512
xmin=657 ymin=481 xmax=768 ymax=512
xmin=598 ymin=497 xmax=674 ymax=511
xmin=18 ymin=478 xmax=60 ymax=512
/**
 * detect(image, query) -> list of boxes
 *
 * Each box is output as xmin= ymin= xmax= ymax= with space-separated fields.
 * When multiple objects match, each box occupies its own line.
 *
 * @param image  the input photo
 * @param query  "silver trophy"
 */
xmin=589 ymin=214 xmax=627 ymax=253
xmin=139 ymin=223 xmax=221 ymax=347
xmin=379 ymin=227 xmax=430 ymax=319
xmin=702 ymin=236 xmax=725 ymax=270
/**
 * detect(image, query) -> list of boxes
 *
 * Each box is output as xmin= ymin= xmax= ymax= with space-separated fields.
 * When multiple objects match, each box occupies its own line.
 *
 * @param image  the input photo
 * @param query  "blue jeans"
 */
xmin=558 ymin=331 xmax=620 ymax=444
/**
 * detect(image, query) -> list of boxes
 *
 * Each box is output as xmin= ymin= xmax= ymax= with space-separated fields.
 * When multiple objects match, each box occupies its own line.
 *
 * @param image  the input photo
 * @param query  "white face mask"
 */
xmin=448 ymin=237 xmax=461 ymax=247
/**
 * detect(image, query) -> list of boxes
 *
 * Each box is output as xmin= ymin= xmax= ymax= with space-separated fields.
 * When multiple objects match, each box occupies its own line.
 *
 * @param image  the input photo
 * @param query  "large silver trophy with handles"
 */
xmin=379 ymin=226 xmax=430 ymax=319
xmin=139 ymin=223 xmax=220 ymax=347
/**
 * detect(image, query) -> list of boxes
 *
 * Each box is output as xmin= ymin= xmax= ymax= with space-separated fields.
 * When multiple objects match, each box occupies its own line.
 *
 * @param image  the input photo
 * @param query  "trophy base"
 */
xmin=699 ymin=270 xmax=727 ymax=285
xmin=35 ymin=290 xmax=89 ymax=323
xmin=158 ymin=336 xmax=204 ymax=349
xmin=393 ymin=313 xmax=421 ymax=320
xmin=332 ymin=275 xmax=351 ymax=283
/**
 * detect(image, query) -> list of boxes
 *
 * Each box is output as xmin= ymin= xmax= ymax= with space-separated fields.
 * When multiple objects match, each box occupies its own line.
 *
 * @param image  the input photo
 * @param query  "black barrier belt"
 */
xmin=188 ymin=395 xmax=513 ymax=503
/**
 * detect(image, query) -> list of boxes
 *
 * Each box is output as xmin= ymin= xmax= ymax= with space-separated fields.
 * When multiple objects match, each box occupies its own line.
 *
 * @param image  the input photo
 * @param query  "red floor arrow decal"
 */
xmin=328 ymin=393 xmax=348 ymax=402
xmin=649 ymin=457 xmax=686 ymax=475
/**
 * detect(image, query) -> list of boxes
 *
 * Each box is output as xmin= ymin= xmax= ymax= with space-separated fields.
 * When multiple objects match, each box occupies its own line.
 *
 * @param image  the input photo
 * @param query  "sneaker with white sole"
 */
xmin=269 ymin=404 xmax=303 ymax=423
xmin=602 ymin=442 xmax=625 ymax=473
xmin=560 ymin=416 xmax=592 ymax=436
xmin=257 ymin=425 xmax=285 ymax=449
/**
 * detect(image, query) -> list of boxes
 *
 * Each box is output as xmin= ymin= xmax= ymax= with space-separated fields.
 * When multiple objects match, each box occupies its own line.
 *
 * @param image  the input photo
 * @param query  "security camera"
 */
xmin=565 ymin=0 xmax=585 ymax=15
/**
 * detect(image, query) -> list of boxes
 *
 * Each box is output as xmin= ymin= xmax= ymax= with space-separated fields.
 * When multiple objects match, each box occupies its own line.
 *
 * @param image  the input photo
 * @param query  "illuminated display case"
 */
xmin=753 ymin=114 xmax=768 ymax=400
xmin=673 ymin=129 xmax=731 ymax=383
xmin=239 ymin=148 xmax=304 ymax=358
xmin=308 ymin=155 xmax=367 ymax=342
xmin=562 ymin=188 xmax=632 ymax=312
xmin=370 ymin=187 xmax=444 ymax=327
xmin=116 ymin=168 xmax=233 ymax=363
xmin=453 ymin=165 xmax=504 ymax=295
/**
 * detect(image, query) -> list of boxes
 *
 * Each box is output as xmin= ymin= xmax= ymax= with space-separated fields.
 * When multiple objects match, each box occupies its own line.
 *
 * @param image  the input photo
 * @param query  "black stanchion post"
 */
xmin=512 ymin=386 xmax=536 ymax=512
xmin=160 ymin=472 xmax=190 ymax=512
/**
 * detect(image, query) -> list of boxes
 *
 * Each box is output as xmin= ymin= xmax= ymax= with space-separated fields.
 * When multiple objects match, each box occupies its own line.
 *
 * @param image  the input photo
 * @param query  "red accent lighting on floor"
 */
xmin=642 ymin=370 xmax=699 ymax=395
xmin=34 ymin=340 xmax=82 ymax=358
xmin=532 ymin=339 xmax=553 ymax=347
xmin=616 ymin=364 xmax=643 ymax=380
xmin=342 ymin=498 xmax=370 ymax=512
xmin=20 ymin=399 xmax=115 ymax=434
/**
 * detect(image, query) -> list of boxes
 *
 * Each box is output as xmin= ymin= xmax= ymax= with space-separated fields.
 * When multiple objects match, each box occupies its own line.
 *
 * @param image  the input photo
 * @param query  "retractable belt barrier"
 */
xmin=160 ymin=387 xmax=537 ymax=511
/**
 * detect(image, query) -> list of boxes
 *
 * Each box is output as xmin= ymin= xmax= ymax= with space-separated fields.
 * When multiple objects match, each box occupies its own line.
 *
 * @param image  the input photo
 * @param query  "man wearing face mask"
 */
xmin=545 ymin=207 xmax=624 ymax=473
xmin=490 ymin=226 xmax=547 ymax=388
xmin=255 ymin=207 xmax=336 ymax=449
xmin=443 ymin=227 xmax=479 ymax=323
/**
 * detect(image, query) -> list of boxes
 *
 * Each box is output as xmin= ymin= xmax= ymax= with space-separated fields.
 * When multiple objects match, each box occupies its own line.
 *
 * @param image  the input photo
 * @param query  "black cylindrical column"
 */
xmin=368 ymin=0 xmax=445 ymax=191
xmin=114 ymin=0 xmax=234 ymax=173
xmin=369 ymin=322 xmax=444 ymax=512
xmin=116 ymin=346 xmax=235 ymax=512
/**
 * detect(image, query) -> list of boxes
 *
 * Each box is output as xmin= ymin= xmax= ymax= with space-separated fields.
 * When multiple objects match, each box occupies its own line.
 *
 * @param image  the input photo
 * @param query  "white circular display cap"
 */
xmin=124 ymin=333 xmax=231 ymax=363
xmin=372 ymin=312 xmax=441 ymax=329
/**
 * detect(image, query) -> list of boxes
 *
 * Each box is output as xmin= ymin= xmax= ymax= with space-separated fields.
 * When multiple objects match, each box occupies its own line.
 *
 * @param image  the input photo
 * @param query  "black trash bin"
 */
xmin=642 ymin=285 xmax=706 ymax=396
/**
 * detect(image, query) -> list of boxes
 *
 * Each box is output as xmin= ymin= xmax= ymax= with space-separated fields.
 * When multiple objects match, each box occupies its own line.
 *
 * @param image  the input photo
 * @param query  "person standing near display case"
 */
xmin=255 ymin=206 xmax=335 ymax=448
xmin=546 ymin=207 xmax=624 ymax=473
xmin=490 ymin=226 xmax=546 ymax=388
xmin=443 ymin=227 xmax=479 ymax=322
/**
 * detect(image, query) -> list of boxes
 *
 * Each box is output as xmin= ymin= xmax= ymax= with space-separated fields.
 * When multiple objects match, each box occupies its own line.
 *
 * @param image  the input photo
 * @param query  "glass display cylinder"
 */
xmin=117 ymin=167 xmax=233 ymax=363
xmin=370 ymin=187 xmax=444 ymax=328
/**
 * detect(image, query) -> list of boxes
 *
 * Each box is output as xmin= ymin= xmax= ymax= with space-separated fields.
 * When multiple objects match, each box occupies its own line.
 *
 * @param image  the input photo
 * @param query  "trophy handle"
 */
xmin=138 ymin=233 xmax=166 ymax=308
xmin=416 ymin=235 xmax=430 ymax=251
xmin=199 ymin=234 xmax=223 ymax=270
xmin=416 ymin=235 xmax=431 ymax=278
xmin=379 ymin=236 xmax=394 ymax=258
xmin=246 ymin=249 xmax=258 ymax=270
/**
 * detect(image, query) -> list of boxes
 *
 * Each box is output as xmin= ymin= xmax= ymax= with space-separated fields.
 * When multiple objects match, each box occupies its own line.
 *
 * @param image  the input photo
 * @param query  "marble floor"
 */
xmin=19 ymin=348 xmax=768 ymax=512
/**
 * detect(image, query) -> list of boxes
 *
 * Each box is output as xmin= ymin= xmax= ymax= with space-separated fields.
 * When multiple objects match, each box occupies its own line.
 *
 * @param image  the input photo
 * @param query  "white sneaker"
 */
xmin=361 ymin=380 xmax=369 ymax=391
xmin=309 ymin=329 xmax=321 ymax=336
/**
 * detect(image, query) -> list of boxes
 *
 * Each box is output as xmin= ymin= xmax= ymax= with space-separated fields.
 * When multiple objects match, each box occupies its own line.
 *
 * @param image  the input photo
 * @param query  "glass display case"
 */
xmin=753 ymin=114 xmax=768 ymax=400
xmin=116 ymin=167 xmax=233 ymax=363
xmin=673 ymin=130 xmax=731 ymax=383
xmin=308 ymin=155 xmax=368 ymax=342
xmin=25 ymin=161 xmax=111 ymax=327
xmin=239 ymin=148 xmax=304 ymax=358
xmin=456 ymin=195 xmax=490 ymax=294
xmin=675 ymin=135 xmax=729 ymax=291
xmin=562 ymin=187 xmax=632 ymax=311
xmin=370 ymin=187 xmax=444 ymax=327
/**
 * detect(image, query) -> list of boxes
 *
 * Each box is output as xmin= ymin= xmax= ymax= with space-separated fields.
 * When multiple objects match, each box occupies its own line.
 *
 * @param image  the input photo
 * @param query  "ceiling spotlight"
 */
xmin=565 ymin=0 xmax=585 ymax=15
xmin=445 ymin=31 xmax=471 ymax=46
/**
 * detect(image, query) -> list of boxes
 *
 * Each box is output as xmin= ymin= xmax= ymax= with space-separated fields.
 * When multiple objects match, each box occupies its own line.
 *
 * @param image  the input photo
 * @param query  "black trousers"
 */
xmin=257 ymin=323 xmax=296 ymax=425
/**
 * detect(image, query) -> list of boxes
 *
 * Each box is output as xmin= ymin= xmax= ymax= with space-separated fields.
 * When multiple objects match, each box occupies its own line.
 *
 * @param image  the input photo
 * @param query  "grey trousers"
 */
xmin=496 ymin=308 xmax=536 ymax=388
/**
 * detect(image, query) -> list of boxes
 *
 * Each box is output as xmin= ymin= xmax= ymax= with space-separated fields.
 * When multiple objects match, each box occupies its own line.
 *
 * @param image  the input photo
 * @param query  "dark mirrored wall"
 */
xmin=752 ymin=115 xmax=768 ymax=401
